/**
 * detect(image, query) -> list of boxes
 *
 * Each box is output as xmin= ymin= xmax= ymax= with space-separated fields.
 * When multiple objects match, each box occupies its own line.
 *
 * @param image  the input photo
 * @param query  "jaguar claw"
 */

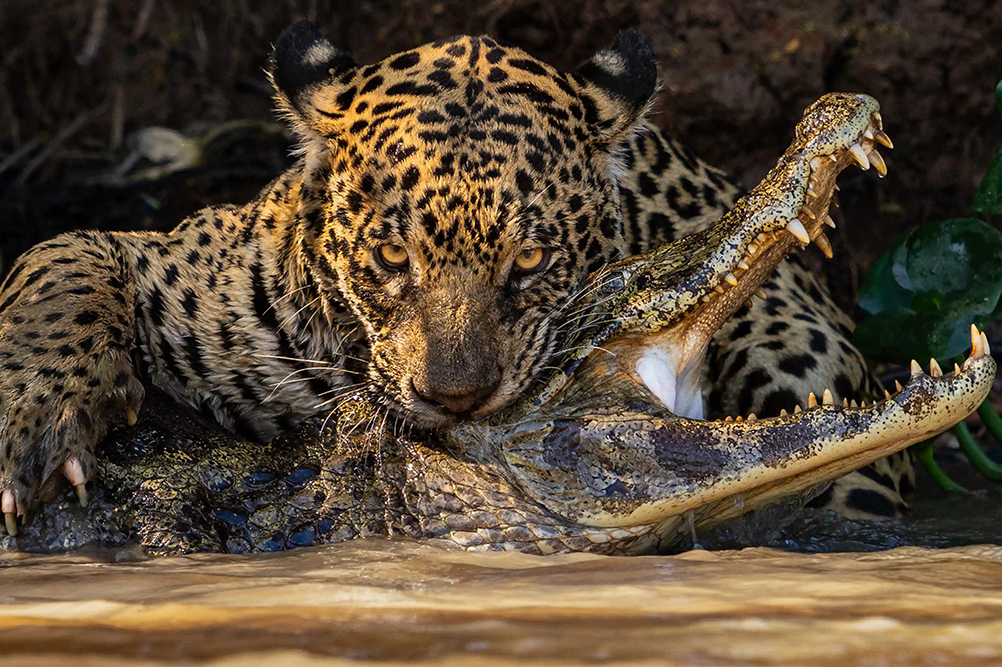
xmin=126 ymin=407 xmax=138 ymax=427
xmin=63 ymin=457 xmax=89 ymax=508
xmin=2 ymin=490 xmax=16 ymax=537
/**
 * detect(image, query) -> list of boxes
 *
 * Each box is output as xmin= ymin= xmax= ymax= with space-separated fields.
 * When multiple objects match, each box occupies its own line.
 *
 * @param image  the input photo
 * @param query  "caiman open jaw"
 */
xmin=538 ymin=93 xmax=894 ymax=419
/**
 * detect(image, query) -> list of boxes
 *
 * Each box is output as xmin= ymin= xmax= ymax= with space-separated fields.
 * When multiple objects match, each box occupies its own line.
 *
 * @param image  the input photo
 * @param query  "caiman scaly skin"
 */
xmin=10 ymin=94 xmax=995 ymax=555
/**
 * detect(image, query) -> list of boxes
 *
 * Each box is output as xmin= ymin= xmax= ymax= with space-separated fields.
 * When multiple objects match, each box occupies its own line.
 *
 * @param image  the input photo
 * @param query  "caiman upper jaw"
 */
xmin=575 ymin=93 xmax=891 ymax=418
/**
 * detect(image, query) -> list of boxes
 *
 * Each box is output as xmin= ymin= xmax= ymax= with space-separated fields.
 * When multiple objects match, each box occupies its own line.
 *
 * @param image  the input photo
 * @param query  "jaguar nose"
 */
xmin=412 ymin=370 xmax=501 ymax=416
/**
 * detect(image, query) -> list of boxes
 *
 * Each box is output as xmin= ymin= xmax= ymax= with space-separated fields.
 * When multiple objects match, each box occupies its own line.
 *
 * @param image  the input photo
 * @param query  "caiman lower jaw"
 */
xmin=503 ymin=329 xmax=995 ymax=532
xmin=641 ymin=330 xmax=996 ymax=533
xmin=602 ymin=93 xmax=892 ymax=420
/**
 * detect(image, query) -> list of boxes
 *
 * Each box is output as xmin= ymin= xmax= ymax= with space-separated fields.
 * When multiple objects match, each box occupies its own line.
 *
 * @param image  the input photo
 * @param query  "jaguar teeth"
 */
xmin=786 ymin=219 xmax=810 ymax=244
xmin=875 ymin=130 xmax=893 ymax=148
xmin=849 ymin=143 xmax=870 ymax=170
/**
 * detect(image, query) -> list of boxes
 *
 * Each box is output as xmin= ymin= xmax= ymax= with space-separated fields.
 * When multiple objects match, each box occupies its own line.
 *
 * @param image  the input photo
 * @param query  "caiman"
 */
xmin=7 ymin=93 xmax=995 ymax=556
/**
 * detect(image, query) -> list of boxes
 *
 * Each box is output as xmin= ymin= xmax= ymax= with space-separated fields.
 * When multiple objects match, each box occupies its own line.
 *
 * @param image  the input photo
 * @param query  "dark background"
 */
xmin=2 ymin=0 xmax=1001 ymax=297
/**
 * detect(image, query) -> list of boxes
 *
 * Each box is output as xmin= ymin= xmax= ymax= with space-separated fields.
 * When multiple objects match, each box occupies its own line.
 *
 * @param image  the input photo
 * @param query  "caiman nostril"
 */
xmin=413 ymin=371 xmax=501 ymax=416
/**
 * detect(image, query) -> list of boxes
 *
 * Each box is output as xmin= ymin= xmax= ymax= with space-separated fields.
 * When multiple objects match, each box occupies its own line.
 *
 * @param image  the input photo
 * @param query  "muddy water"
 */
xmin=2 ymin=493 xmax=1002 ymax=667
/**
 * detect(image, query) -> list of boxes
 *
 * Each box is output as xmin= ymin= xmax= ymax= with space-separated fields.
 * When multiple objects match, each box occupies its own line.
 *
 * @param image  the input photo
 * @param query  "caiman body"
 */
xmin=10 ymin=94 xmax=996 ymax=556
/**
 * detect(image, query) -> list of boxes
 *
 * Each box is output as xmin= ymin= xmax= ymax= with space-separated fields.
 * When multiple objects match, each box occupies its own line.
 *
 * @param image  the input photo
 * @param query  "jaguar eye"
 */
xmin=376 ymin=243 xmax=409 ymax=271
xmin=513 ymin=247 xmax=550 ymax=276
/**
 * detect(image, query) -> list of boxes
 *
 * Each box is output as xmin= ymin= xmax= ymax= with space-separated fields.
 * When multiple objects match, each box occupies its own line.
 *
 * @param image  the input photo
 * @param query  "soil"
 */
xmin=1 ymin=0 xmax=1001 ymax=288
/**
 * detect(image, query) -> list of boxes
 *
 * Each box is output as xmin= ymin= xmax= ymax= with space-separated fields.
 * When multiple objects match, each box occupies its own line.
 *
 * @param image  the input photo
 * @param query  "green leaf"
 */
xmin=855 ymin=218 xmax=1002 ymax=362
xmin=972 ymin=146 xmax=1002 ymax=214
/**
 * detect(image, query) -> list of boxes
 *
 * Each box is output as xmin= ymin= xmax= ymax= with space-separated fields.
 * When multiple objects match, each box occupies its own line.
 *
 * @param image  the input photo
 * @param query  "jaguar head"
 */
xmin=270 ymin=21 xmax=658 ymax=427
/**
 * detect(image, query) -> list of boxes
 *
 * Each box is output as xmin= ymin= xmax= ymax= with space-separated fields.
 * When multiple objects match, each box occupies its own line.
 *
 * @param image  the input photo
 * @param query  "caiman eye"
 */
xmin=375 ymin=244 xmax=409 ymax=272
xmin=513 ymin=247 xmax=551 ymax=276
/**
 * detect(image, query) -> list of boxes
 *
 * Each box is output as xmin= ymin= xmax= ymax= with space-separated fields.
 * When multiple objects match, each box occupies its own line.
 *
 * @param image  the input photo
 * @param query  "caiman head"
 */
xmin=448 ymin=93 xmax=996 ymax=551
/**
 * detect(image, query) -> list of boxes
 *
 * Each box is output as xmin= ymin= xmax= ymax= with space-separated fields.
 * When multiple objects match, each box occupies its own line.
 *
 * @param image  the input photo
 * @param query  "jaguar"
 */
xmin=0 ymin=21 xmax=927 ymax=538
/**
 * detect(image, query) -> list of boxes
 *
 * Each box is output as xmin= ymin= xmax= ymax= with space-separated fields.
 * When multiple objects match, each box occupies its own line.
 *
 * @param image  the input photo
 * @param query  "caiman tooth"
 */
xmin=807 ymin=183 xmax=817 ymax=197
xmin=747 ymin=243 xmax=758 ymax=255
xmin=895 ymin=380 xmax=904 ymax=392
xmin=755 ymin=289 xmax=767 ymax=300
xmin=842 ymin=397 xmax=849 ymax=408
xmin=822 ymin=389 xmax=834 ymax=406
xmin=869 ymin=149 xmax=887 ymax=177
xmin=744 ymin=298 xmax=754 ymax=308
xmin=807 ymin=392 xmax=818 ymax=408
xmin=970 ymin=324 xmax=984 ymax=358
xmin=864 ymin=128 xmax=875 ymax=140
xmin=794 ymin=404 xmax=802 ymax=414
xmin=884 ymin=389 xmax=892 ymax=400
xmin=737 ymin=259 xmax=750 ymax=271
xmin=850 ymin=399 xmax=858 ymax=408
xmin=735 ymin=416 xmax=744 ymax=422
xmin=724 ymin=416 xmax=734 ymax=422
xmin=873 ymin=111 xmax=883 ymax=129
xmin=747 ymin=413 xmax=757 ymax=421
xmin=929 ymin=358 xmax=943 ymax=377
xmin=780 ymin=408 xmax=788 ymax=416
xmin=849 ymin=143 xmax=870 ymax=170
xmin=954 ymin=362 xmax=962 ymax=374
xmin=875 ymin=130 xmax=893 ymax=149
xmin=823 ymin=214 xmax=836 ymax=229
xmin=787 ymin=219 xmax=811 ymax=244
xmin=714 ymin=285 xmax=725 ymax=294
xmin=829 ymin=154 xmax=839 ymax=163
xmin=814 ymin=233 xmax=833 ymax=259
xmin=910 ymin=359 xmax=923 ymax=376
xmin=983 ymin=332 xmax=992 ymax=356
xmin=725 ymin=272 xmax=739 ymax=286
xmin=799 ymin=206 xmax=816 ymax=221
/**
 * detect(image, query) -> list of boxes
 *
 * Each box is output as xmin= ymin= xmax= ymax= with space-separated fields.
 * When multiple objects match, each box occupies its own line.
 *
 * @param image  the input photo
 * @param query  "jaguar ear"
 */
xmin=269 ymin=20 xmax=358 ymax=136
xmin=573 ymin=30 xmax=658 ymax=139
